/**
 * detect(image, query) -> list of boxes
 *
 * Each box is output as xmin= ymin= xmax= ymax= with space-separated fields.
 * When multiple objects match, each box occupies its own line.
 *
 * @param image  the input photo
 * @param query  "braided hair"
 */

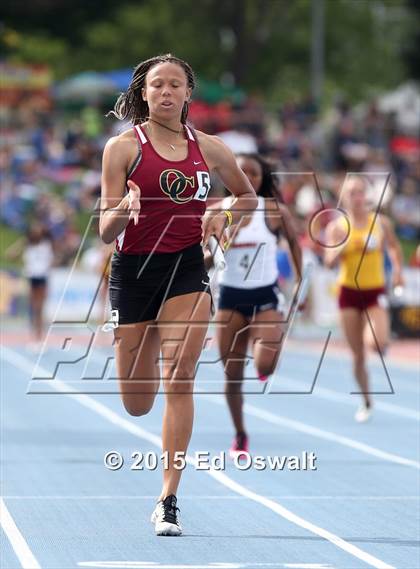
xmin=236 ymin=153 xmax=285 ymax=203
xmin=108 ymin=54 xmax=195 ymax=125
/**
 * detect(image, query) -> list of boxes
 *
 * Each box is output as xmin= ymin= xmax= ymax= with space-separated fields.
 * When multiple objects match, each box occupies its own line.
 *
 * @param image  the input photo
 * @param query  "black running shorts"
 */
xmin=109 ymin=242 xmax=211 ymax=325
xmin=218 ymin=281 xmax=281 ymax=319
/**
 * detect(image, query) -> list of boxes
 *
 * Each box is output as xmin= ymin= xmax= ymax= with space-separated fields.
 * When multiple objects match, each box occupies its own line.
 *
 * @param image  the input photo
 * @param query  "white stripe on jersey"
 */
xmin=135 ymin=125 xmax=147 ymax=143
xmin=116 ymin=229 xmax=126 ymax=251
xmin=185 ymin=126 xmax=195 ymax=140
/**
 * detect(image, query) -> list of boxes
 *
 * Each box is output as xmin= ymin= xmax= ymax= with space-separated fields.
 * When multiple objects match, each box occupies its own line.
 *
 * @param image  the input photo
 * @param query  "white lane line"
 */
xmin=0 ymin=497 xmax=41 ymax=569
xmin=203 ymin=394 xmax=420 ymax=470
xmin=83 ymin=349 xmax=418 ymax=429
xmin=77 ymin=562 xmax=335 ymax=569
xmin=285 ymin=342 xmax=419 ymax=375
xmin=77 ymin=562 xmax=334 ymax=569
xmin=277 ymin=352 xmax=419 ymax=396
xmin=3 ymin=347 xmax=395 ymax=569
xmin=206 ymin=471 xmax=396 ymax=569
xmin=3 ymin=495 xmax=418 ymax=500
xmin=274 ymin=377 xmax=420 ymax=421
xmin=86 ymin=348 xmax=418 ymax=419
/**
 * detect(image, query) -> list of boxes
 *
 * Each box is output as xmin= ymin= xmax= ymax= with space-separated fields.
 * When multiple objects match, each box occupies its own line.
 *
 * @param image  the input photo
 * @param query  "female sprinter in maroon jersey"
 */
xmin=100 ymin=54 xmax=257 ymax=536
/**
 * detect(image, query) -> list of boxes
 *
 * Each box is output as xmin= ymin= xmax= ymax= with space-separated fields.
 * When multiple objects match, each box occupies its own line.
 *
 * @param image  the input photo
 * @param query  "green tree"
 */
xmin=3 ymin=0 xmax=417 ymax=103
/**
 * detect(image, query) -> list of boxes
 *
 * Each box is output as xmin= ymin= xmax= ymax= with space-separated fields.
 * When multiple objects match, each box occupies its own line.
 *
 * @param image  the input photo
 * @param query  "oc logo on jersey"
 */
xmin=160 ymin=169 xmax=195 ymax=204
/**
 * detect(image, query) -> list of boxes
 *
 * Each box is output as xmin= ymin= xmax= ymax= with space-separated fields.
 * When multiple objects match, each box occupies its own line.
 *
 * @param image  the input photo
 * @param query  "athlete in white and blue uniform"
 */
xmin=219 ymin=194 xmax=281 ymax=314
xmin=215 ymin=154 xmax=302 ymax=458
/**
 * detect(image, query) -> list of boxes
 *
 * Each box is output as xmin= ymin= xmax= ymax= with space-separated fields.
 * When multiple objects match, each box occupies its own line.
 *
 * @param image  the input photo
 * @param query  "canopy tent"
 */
xmin=54 ymin=70 xmax=246 ymax=105
xmin=377 ymin=82 xmax=420 ymax=136
xmin=54 ymin=72 xmax=119 ymax=101
xmin=101 ymin=68 xmax=133 ymax=92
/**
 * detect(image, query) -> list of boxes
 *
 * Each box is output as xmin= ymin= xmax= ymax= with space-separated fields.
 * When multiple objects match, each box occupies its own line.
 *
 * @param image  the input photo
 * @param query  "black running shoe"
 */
xmin=150 ymin=494 xmax=182 ymax=536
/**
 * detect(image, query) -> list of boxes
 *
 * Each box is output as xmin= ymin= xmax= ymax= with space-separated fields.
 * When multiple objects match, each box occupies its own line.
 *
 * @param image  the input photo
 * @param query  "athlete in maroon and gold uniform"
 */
xmin=100 ymin=54 xmax=257 ymax=536
xmin=116 ymin=123 xmax=211 ymax=254
xmin=324 ymin=177 xmax=403 ymax=423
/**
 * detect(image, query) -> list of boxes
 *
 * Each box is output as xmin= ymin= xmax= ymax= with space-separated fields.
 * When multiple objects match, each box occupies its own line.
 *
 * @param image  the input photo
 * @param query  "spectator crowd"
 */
xmin=1 ymin=91 xmax=419 ymax=270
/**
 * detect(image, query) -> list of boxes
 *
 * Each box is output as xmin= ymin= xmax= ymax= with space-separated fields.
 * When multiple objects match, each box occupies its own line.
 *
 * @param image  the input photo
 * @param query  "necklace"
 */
xmin=147 ymin=118 xmax=183 ymax=151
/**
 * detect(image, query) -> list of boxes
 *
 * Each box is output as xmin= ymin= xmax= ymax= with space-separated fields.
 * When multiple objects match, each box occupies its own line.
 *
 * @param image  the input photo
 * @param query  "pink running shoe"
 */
xmin=229 ymin=432 xmax=249 ymax=460
xmin=258 ymin=373 xmax=269 ymax=383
